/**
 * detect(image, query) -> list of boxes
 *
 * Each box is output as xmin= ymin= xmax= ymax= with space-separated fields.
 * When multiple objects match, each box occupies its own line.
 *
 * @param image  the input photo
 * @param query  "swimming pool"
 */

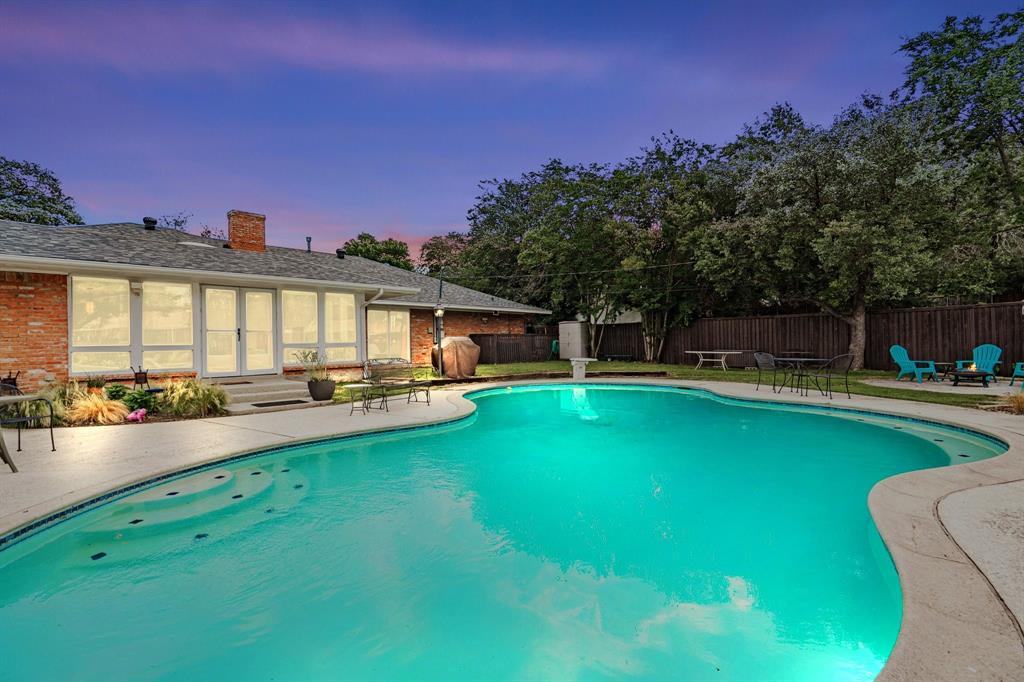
xmin=0 ymin=384 xmax=1005 ymax=681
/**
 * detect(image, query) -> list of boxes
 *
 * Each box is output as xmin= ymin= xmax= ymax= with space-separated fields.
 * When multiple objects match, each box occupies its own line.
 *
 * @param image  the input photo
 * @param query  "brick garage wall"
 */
xmin=0 ymin=271 xmax=69 ymax=391
xmin=409 ymin=308 xmax=527 ymax=365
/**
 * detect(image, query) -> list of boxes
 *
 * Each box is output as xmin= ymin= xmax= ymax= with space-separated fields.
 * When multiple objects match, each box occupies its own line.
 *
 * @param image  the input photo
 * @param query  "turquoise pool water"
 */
xmin=0 ymin=384 xmax=1005 ymax=681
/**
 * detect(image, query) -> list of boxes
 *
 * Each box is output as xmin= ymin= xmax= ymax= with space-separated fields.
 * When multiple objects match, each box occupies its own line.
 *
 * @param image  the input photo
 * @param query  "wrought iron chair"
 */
xmin=753 ymin=352 xmax=790 ymax=393
xmin=0 ymin=383 xmax=56 ymax=473
xmin=805 ymin=354 xmax=854 ymax=399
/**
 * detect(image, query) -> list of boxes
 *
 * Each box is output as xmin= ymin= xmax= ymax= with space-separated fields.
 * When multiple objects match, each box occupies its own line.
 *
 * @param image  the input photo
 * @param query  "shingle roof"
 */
xmin=0 ymin=219 xmax=548 ymax=314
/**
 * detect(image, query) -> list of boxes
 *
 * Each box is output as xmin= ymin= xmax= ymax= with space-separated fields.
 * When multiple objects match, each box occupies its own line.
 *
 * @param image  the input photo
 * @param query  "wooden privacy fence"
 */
xmin=471 ymin=333 xmax=558 ymax=364
xmin=596 ymin=302 xmax=1024 ymax=373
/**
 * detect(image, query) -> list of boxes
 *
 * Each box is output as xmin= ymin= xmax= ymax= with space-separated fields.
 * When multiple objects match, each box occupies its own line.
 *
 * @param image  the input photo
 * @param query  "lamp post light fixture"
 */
xmin=433 ymin=305 xmax=445 ymax=377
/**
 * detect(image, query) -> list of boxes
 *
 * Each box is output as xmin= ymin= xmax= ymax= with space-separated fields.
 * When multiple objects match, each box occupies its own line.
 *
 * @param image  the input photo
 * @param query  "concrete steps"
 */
xmin=212 ymin=376 xmax=336 ymax=415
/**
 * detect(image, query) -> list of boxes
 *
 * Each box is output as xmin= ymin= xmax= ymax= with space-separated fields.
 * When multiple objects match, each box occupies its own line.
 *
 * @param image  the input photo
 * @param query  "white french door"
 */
xmin=203 ymin=287 xmax=277 ymax=376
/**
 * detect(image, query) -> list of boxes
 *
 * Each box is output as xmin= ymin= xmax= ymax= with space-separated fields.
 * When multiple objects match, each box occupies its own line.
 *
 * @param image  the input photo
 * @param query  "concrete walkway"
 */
xmin=1 ymin=378 xmax=1021 ymax=681
xmin=864 ymin=377 xmax=1020 ymax=396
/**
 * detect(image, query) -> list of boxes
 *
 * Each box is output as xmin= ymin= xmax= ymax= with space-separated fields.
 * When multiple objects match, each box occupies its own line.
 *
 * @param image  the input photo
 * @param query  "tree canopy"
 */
xmin=423 ymin=11 xmax=1023 ymax=367
xmin=0 ymin=156 xmax=83 ymax=225
xmin=342 ymin=232 xmax=414 ymax=270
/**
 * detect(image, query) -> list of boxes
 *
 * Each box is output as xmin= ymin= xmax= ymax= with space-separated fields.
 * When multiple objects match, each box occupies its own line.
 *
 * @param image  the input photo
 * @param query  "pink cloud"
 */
xmin=0 ymin=4 xmax=604 ymax=77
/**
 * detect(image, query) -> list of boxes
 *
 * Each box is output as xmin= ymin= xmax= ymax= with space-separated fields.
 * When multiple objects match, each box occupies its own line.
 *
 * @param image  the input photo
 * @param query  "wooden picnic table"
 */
xmin=685 ymin=350 xmax=743 ymax=370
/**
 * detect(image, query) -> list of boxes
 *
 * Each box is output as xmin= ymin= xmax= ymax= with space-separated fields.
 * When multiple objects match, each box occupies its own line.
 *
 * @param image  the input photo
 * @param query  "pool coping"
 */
xmin=1 ymin=378 xmax=1021 ymax=680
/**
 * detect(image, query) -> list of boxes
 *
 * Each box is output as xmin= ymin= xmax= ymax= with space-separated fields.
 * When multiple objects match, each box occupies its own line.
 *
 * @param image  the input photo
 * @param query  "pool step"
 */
xmin=81 ymin=467 xmax=276 ymax=537
xmin=71 ymin=466 xmax=309 ymax=566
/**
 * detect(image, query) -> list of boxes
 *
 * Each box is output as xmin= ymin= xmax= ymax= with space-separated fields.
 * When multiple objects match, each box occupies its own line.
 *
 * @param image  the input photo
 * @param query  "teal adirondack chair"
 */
xmin=889 ymin=345 xmax=939 ymax=383
xmin=1009 ymin=361 xmax=1023 ymax=387
xmin=956 ymin=344 xmax=1002 ymax=382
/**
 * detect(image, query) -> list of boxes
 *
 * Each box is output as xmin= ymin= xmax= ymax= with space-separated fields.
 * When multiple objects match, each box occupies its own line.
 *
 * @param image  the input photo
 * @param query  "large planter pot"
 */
xmin=307 ymin=379 xmax=337 ymax=401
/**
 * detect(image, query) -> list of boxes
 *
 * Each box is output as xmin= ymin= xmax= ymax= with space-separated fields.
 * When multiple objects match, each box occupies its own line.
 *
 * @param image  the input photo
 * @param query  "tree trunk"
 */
xmin=640 ymin=310 xmax=670 ymax=363
xmin=846 ymin=299 xmax=867 ymax=370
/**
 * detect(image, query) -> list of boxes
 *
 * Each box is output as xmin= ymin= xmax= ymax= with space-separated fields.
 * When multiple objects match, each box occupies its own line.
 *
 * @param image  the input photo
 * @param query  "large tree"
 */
xmin=0 ymin=157 xmax=83 ymax=225
xmin=696 ymin=96 xmax=988 ymax=368
xmin=516 ymin=160 xmax=622 ymax=355
xmin=342 ymin=232 xmax=414 ymax=270
xmin=608 ymin=134 xmax=716 ymax=361
xmin=900 ymin=11 xmax=1024 ymax=209
xmin=418 ymin=231 xmax=468 ymax=277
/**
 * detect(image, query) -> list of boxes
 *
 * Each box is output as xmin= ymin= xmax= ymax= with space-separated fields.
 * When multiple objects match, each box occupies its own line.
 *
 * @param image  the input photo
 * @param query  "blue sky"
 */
xmin=1 ymin=0 xmax=1015 ymax=254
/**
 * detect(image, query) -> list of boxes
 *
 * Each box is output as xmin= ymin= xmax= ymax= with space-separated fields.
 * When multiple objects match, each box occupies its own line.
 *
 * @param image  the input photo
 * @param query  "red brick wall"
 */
xmin=0 ymin=272 xmax=69 ymax=390
xmin=227 ymin=210 xmax=266 ymax=252
xmin=409 ymin=308 xmax=527 ymax=364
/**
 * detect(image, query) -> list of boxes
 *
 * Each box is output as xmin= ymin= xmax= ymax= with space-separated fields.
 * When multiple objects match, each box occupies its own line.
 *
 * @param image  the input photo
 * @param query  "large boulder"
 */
xmin=432 ymin=336 xmax=481 ymax=378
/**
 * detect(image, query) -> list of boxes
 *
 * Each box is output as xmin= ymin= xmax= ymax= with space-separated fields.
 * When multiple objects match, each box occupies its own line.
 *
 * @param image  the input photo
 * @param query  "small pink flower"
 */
xmin=127 ymin=408 xmax=147 ymax=423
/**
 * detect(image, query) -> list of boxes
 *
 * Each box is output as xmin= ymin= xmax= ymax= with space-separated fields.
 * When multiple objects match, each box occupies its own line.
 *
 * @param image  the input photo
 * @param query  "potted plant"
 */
xmin=296 ymin=350 xmax=336 ymax=401
xmin=85 ymin=375 xmax=107 ymax=395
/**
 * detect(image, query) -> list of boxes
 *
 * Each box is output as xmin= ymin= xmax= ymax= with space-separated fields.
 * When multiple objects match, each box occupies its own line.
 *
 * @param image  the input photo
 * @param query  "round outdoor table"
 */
xmin=773 ymin=358 xmax=831 ymax=395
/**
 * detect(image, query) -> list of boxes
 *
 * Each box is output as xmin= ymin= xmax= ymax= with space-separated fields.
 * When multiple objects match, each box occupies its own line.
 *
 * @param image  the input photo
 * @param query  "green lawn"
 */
xmin=472 ymin=360 xmax=998 ymax=409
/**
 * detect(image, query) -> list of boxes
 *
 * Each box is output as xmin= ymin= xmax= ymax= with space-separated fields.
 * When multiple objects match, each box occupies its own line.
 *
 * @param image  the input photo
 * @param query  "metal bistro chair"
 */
xmin=0 ymin=382 xmax=56 ymax=473
xmin=753 ymin=352 xmax=790 ymax=393
xmin=804 ymin=354 xmax=854 ymax=400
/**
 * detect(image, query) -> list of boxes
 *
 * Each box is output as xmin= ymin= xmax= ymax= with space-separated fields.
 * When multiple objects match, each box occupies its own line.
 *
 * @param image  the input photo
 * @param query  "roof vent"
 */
xmin=336 ymin=248 xmax=345 ymax=259
xmin=142 ymin=217 xmax=158 ymax=230
xmin=306 ymin=236 xmax=312 ymax=253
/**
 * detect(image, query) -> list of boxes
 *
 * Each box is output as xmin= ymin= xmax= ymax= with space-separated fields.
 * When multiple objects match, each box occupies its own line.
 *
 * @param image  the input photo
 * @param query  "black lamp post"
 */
xmin=434 ymin=305 xmax=445 ymax=377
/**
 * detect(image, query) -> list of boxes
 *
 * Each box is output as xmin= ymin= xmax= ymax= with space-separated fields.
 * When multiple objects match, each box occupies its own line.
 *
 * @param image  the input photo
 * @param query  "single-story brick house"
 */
xmin=0 ymin=211 xmax=548 ymax=390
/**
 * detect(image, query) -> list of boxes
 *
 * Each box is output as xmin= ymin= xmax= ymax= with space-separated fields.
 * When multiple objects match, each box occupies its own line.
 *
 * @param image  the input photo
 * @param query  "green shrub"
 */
xmin=105 ymin=383 xmax=129 ymax=401
xmin=160 ymin=379 xmax=229 ymax=418
xmin=12 ymin=380 xmax=90 ymax=427
xmin=123 ymin=389 xmax=159 ymax=413
xmin=84 ymin=375 xmax=107 ymax=389
xmin=49 ymin=380 xmax=89 ymax=409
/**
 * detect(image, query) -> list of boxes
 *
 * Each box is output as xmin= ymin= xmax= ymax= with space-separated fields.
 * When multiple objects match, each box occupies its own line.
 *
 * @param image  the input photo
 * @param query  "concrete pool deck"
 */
xmin=0 ymin=378 xmax=1021 ymax=681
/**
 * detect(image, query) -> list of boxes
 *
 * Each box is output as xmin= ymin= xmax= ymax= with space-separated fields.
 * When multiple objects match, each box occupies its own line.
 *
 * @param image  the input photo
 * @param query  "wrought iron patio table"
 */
xmin=774 ymin=358 xmax=830 ymax=394
xmin=345 ymin=383 xmax=388 ymax=415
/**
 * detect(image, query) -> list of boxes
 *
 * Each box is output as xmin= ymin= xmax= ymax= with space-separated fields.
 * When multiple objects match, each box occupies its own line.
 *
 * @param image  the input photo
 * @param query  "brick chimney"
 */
xmin=226 ymin=210 xmax=266 ymax=252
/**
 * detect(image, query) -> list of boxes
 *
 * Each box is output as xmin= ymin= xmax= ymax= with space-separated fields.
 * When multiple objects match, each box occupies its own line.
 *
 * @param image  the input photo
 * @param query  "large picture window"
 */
xmin=142 ymin=281 xmax=194 ymax=370
xmin=70 ymin=276 xmax=131 ymax=373
xmin=71 ymin=276 xmax=197 ymax=375
xmin=281 ymin=290 xmax=319 ymax=365
xmin=324 ymin=292 xmax=357 ymax=363
xmin=367 ymin=308 xmax=410 ymax=361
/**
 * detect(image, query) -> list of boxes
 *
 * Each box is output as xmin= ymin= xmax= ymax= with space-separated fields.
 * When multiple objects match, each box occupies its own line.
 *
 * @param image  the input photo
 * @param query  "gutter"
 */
xmin=369 ymin=300 xmax=551 ymax=316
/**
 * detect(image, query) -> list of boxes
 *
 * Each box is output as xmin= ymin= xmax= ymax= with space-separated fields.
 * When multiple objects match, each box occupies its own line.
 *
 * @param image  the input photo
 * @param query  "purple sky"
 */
xmin=1 ymin=0 xmax=1014 ymax=255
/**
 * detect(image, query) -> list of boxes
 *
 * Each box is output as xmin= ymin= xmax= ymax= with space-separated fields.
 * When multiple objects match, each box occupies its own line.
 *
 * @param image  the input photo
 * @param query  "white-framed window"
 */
xmin=70 ymin=276 xmax=132 ymax=373
xmin=281 ymin=290 xmax=360 ymax=366
xmin=324 ymin=292 xmax=357 ymax=363
xmin=142 ymin=281 xmax=194 ymax=370
xmin=70 ymin=276 xmax=197 ymax=375
xmin=281 ymin=289 xmax=319 ymax=366
xmin=367 ymin=308 xmax=410 ymax=361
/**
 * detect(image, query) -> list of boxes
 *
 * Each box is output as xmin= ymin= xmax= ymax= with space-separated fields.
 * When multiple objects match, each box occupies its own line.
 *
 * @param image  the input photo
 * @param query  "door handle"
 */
xmin=237 ymin=327 xmax=241 ymax=341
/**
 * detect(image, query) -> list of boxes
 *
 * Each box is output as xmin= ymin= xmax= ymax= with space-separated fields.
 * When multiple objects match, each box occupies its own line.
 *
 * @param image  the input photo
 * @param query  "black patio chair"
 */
xmin=753 ymin=352 xmax=790 ymax=393
xmin=0 ymin=383 xmax=56 ymax=473
xmin=805 ymin=354 xmax=854 ymax=399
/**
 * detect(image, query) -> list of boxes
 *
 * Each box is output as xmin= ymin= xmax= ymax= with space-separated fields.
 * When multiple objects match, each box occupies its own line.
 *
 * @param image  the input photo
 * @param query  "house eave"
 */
xmin=369 ymin=299 xmax=551 ymax=315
